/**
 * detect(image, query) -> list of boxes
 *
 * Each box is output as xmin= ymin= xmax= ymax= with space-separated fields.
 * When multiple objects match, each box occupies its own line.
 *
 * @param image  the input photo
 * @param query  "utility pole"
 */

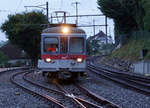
xmin=72 ymin=2 xmax=80 ymax=25
xmin=64 ymin=12 xmax=66 ymax=23
xmin=46 ymin=2 xmax=49 ymax=26
xmin=105 ymin=16 xmax=108 ymax=44
xmin=93 ymin=19 xmax=95 ymax=36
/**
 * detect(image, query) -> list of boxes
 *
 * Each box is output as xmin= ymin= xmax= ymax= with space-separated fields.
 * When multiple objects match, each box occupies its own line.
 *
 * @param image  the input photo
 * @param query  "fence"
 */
xmin=132 ymin=61 xmax=150 ymax=75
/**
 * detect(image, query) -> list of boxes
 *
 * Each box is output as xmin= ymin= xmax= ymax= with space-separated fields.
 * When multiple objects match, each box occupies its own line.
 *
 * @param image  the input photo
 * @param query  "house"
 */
xmin=88 ymin=31 xmax=113 ymax=44
xmin=0 ymin=42 xmax=31 ymax=66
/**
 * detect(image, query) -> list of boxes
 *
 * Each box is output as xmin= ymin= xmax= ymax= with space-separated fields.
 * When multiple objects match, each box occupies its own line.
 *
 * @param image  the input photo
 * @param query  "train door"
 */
xmin=60 ymin=37 xmax=68 ymax=54
xmin=59 ymin=36 xmax=69 ymax=68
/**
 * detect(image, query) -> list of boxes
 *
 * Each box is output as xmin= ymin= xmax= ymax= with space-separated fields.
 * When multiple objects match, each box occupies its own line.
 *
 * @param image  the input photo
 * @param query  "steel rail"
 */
xmin=55 ymin=83 xmax=89 ymax=108
xmin=0 ymin=67 xmax=29 ymax=75
xmin=24 ymin=72 xmax=85 ymax=108
xmin=25 ymin=73 xmax=103 ymax=108
xmin=89 ymin=64 xmax=150 ymax=87
xmin=75 ymin=97 xmax=102 ymax=108
xmin=75 ymin=83 xmax=120 ymax=108
xmin=24 ymin=71 xmax=117 ymax=108
xmin=91 ymin=62 xmax=150 ymax=83
xmin=88 ymin=65 xmax=150 ymax=96
xmin=10 ymin=70 xmax=66 ymax=108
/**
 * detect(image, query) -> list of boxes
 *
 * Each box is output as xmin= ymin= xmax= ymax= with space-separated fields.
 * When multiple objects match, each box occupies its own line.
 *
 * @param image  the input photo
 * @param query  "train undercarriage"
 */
xmin=42 ymin=71 xmax=85 ymax=80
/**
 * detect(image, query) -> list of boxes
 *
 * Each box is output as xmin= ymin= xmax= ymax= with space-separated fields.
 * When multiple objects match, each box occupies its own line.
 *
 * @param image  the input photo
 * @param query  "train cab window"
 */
xmin=60 ymin=37 xmax=68 ymax=53
xmin=70 ymin=37 xmax=84 ymax=53
xmin=44 ymin=38 xmax=58 ymax=53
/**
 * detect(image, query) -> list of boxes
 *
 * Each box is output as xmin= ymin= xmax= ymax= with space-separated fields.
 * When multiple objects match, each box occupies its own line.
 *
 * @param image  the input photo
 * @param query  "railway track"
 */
xmin=53 ymin=82 xmax=120 ymax=108
xmin=23 ymin=71 xmax=104 ymax=108
xmin=10 ymin=69 xmax=66 ymax=108
xmin=93 ymin=62 xmax=150 ymax=83
xmin=75 ymin=83 xmax=119 ymax=108
xmin=0 ymin=67 xmax=29 ymax=74
xmin=88 ymin=63 xmax=150 ymax=96
xmin=55 ymin=83 xmax=103 ymax=108
xmin=3 ymin=66 xmax=120 ymax=108
xmin=24 ymin=71 xmax=119 ymax=108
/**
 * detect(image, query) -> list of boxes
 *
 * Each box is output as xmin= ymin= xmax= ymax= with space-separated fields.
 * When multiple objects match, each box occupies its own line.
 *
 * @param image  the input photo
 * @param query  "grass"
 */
xmin=110 ymin=36 xmax=150 ymax=62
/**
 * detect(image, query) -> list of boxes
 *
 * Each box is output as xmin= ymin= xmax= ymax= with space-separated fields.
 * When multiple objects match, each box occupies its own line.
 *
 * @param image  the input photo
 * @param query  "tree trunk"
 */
xmin=31 ymin=58 xmax=38 ymax=67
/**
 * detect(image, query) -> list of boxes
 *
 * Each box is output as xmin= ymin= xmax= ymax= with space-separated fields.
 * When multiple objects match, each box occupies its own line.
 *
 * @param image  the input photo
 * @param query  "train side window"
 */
xmin=70 ymin=37 xmax=84 ymax=53
xmin=44 ymin=38 xmax=58 ymax=53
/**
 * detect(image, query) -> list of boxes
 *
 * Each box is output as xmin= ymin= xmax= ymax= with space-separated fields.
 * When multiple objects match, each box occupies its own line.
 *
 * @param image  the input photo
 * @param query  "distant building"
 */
xmin=88 ymin=31 xmax=113 ymax=44
xmin=0 ymin=42 xmax=30 ymax=66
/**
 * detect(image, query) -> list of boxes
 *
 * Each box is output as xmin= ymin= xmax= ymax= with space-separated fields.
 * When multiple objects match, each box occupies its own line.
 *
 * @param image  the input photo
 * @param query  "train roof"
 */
xmin=49 ymin=24 xmax=77 ymax=27
xmin=42 ymin=26 xmax=86 ymax=34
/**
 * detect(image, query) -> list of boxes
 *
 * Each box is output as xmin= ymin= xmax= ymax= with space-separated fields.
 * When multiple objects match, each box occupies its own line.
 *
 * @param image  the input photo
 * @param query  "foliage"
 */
xmin=0 ymin=41 xmax=7 ymax=47
xmin=97 ymin=0 xmax=145 ymax=35
xmin=0 ymin=51 xmax=8 ymax=66
xmin=86 ymin=38 xmax=114 ymax=56
xmin=143 ymin=0 xmax=150 ymax=30
xmin=101 ymin=43 xmax=114 ymax=50
xmin=111 ymin=31 xmax=150 ymax=61
xmin=86 ymin=39 xmax=101 ymax=56
xmin=97 ymin=0 xmax=150 ymax=60
xmin=1 ymin=11 xmax=47 ymax=66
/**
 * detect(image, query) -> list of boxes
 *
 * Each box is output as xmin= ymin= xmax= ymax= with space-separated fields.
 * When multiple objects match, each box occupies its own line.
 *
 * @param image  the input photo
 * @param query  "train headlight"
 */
xmin=45 ymin=58 xmax=51 ymax=63
xmin=77 ymin=58 xmax=83 ymax=63
xmin=62 ymin=27 xmax=69 ymax=33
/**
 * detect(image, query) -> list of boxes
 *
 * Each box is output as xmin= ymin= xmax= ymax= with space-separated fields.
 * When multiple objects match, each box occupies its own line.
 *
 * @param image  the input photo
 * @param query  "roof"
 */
xmin=89 ymin=31 xmax=106 ymax=40
xmin=0 ymin=43 xmax=27 ymax=60
xmin=42 ymin=26 xmax=86 ymax=34
xmin=49 ymin=24 xmax=77 ymax=27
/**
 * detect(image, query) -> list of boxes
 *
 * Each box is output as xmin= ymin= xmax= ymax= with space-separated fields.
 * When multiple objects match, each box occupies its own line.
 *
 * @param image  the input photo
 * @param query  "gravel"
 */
xmin=2 ymin=65 xmax=150 ymax=108
xmin=26 ymin=69 xmax=150 ymax=108
xmin=25 ymin=72 xmax=79 ymax=108
xmin=79 ymin=70 xmax=150 ymax=108
xmin=0 ymin=70 xmax=50 ymax=108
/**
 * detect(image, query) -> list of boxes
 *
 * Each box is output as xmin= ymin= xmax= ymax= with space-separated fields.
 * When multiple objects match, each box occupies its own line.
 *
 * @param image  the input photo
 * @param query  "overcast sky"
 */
xmin=0 ymin=0 xmax=114 ymax=41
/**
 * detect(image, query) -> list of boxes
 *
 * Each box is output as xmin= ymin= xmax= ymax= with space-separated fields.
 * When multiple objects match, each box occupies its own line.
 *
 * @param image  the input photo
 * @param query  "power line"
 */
xmin=50 ymin=14 xmax=104 ymax=18
xmin=16 ymin=0 xmax=24 ymax=13
xmin=0 ymin=10 xmax=12 ymax=12
xmin=78 ymin=24 xmax=107 ymax=27
xmin=24 ymin=2 xmax=49 ymax=26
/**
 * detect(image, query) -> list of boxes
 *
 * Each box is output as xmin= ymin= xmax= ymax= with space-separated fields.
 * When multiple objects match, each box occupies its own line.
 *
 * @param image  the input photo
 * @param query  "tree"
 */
xmin=1 ymin=11 xmax=47 ymax=66
xmin=86 ymin=39 xmax=101 ymax=55
xmin=97 ymin=0 xmax=145 ymax=36
xmin=143 ymin=0 xmax=150 ymax=31
xmin=0 ymin=51 xmax=8 ymax=67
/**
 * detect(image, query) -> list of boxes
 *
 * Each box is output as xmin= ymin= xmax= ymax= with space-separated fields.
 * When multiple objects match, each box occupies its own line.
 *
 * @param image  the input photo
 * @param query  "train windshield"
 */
xmin=70 ymin=37 xmax=84 ymax=53
xmin=44 ymin=37 xmax=58 ymax=53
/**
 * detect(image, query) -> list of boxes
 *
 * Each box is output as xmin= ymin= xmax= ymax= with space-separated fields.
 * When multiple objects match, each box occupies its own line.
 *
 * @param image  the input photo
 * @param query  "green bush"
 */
xmin=111 ymin=30 xmax=150 ymax=61
xmin=0 ymin=51 xmax=8 ymax=67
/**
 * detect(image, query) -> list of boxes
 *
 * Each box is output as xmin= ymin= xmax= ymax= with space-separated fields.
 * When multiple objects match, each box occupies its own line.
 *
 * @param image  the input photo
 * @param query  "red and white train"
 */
xmin=38 ymin=24 xmax=86 ymax=79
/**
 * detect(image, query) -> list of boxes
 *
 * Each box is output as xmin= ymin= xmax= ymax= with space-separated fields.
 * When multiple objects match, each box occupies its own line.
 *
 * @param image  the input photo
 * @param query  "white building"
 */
xmin=89 ymin=31 xmax=113 ymax=44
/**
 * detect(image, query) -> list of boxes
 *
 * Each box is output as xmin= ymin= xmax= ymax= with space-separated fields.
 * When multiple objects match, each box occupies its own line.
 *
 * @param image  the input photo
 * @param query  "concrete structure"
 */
xmin=132 ymin=61 xmax=150 ymax=75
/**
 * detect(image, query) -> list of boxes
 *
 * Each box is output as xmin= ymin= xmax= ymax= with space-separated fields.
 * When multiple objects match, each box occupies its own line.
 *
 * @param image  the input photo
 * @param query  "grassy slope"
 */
xmin=110 ymin=38 xmax=150 ymax=61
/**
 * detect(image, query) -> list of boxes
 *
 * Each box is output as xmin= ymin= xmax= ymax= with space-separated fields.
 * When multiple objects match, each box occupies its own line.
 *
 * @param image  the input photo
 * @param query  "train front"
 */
xmin=38 ymin=25 xmax=86 ymax=78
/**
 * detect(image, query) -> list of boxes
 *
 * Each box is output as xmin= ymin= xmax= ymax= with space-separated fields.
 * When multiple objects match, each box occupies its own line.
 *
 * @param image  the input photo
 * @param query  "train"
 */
xmin=38 ymin=24 xmax=87 ymax=79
